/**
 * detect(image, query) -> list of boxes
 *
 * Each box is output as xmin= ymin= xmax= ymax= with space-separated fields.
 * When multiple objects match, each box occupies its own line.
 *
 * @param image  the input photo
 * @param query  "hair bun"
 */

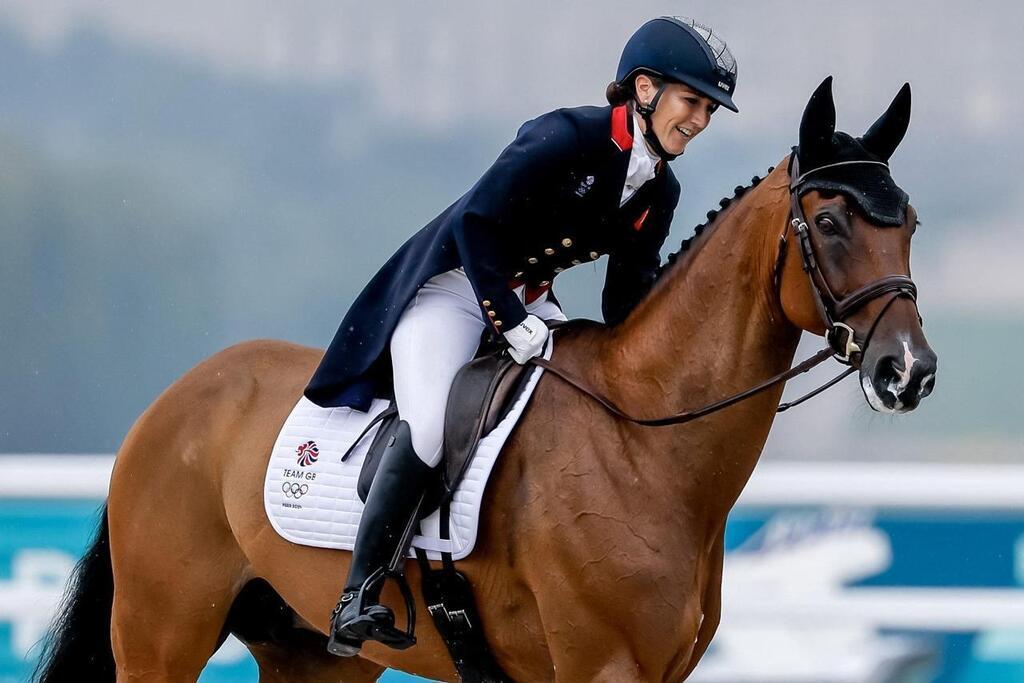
xmin=606 ymin=81 xmax=632 ymax=106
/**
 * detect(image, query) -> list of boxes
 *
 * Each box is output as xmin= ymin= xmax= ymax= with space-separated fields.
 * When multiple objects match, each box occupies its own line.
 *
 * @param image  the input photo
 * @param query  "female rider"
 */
xmin=305 ymin=16 xmax=740 ymax=656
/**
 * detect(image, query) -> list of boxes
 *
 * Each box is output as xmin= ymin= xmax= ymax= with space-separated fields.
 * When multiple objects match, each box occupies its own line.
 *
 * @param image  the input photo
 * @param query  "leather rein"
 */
xmin=528 ymin=156 xmax=919 ymax=427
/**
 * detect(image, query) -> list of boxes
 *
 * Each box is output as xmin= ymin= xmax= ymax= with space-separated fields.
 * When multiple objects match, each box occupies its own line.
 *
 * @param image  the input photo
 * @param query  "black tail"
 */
xmin=32 ymin=505 xmax=115 ymax=683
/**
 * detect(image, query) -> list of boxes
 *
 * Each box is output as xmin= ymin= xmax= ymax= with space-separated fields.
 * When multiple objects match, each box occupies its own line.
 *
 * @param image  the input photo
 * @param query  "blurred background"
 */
xmin=1 ymin=1 xmax=1021 ymax=681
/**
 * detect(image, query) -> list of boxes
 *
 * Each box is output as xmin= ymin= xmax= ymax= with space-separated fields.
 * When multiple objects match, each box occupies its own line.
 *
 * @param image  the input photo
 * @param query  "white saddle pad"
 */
xmin=263 ymin=338 xmax=552 ymax=560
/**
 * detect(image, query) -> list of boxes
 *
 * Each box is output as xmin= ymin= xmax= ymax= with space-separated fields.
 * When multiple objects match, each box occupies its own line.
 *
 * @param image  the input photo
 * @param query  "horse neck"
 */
xmin=600 ymin=165 xmax=803 ymax=516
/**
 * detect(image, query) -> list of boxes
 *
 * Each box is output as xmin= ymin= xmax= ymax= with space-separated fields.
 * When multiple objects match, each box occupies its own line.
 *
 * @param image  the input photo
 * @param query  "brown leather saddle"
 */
xmin=352 ymin=331 xmax=546 ymax=516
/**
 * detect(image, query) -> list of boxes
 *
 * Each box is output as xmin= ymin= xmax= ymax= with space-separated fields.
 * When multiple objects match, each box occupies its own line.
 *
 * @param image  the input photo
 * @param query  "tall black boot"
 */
xmin=327 ymin=419 xmax=434 ymax=657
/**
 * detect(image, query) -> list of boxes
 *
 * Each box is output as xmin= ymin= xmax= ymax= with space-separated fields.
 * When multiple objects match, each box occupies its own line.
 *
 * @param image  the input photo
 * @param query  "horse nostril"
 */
xmin=873 ymin=355 xmax=919 ymax=408
xmin=918 ymin=372 xmax=936 ymax=399
xmin=875 ymin=355 xmax=902 ymax=388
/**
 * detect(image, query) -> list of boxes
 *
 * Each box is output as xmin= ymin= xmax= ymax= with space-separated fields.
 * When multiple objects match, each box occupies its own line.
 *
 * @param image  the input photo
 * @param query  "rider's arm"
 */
xmin=601 ymin=182 xmax=679 ymax=327
xmin=451 ymin=112 xmax=581 ymax=332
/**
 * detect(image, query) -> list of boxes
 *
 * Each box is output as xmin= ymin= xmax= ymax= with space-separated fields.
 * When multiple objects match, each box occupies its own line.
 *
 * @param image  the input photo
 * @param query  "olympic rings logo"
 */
xmin=282 ymin=482 xmax=310 ymax=499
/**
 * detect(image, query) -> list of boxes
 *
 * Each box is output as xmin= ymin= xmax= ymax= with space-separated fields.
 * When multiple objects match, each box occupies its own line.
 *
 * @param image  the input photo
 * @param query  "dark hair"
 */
xmin=605 ymin=71 xmax=664 ymax=106
xmin=605 ymin=81 xmax=631 ymax=105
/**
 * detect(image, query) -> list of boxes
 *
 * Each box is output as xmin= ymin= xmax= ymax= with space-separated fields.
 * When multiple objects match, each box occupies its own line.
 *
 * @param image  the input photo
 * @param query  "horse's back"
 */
xmin=114 ymin=338 xmax=319 ymax=460
xmin=108 ymin=339 xmax=323 ymax=537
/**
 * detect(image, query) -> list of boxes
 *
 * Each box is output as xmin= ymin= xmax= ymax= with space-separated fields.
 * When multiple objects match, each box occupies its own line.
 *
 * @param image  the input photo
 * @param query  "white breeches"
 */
xmin=389 ymin=268 xmax=567 ymax=467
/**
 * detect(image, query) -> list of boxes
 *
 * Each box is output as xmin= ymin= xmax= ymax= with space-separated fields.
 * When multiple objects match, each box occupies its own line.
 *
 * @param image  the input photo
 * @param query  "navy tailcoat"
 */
xmin=304 ymin=103 xmax=681 ymax=410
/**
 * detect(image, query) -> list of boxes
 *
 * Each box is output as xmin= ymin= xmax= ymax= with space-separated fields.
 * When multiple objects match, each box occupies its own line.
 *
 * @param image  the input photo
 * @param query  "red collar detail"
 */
xmin=633 ymin=206 xmax=651 ymax=231
xmin=610 ymin=104 xmax=633 ymax=152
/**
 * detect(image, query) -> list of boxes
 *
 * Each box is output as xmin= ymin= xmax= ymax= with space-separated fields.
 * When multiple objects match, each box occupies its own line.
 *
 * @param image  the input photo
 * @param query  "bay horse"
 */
xmin=35 ymin=77 xmax=936 ymax=682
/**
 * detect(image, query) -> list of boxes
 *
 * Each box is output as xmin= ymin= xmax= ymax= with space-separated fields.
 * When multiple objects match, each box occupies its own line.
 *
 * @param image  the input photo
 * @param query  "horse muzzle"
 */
xmin=859 ymin=337 xmax=937 ymax=413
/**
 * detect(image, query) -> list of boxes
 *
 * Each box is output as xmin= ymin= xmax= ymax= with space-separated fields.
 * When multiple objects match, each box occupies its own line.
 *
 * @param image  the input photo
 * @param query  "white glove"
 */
xmin=502 ymin=314 xmax=548 ymax=364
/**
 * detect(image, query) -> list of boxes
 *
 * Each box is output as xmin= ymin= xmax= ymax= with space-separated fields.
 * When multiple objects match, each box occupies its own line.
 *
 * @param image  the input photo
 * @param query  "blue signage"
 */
xmin=3 ymin=500 xmax=1022 ymax=682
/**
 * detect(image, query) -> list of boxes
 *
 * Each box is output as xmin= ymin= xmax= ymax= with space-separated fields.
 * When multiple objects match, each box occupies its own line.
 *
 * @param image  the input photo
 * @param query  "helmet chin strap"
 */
xmin=634 ymin=85 xmax=681 ymax=162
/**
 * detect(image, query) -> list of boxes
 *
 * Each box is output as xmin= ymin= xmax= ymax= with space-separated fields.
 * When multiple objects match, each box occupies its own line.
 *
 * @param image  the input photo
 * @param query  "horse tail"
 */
xmin=32 ymin=505 xmax=115 ymax=683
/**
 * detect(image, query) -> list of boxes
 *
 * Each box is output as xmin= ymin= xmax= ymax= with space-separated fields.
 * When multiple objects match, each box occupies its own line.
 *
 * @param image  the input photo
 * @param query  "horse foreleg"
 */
xmin=534 ymin=583 xmax=689 ymax=683
xmin=679 ymin=529 xmax=725 ymax=680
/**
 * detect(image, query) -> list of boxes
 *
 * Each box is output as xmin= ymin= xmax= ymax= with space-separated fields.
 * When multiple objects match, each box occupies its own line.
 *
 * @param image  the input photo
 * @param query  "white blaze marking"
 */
xmin=890 ymin=341 xmax=918 ymax=397
xmin=881 ymin=341 xmax=918 ymax=411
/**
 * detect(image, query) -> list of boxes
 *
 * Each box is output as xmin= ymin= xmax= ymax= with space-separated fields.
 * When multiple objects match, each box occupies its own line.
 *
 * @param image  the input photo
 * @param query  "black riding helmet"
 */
xmin=615 ymin=17 xmax=739 ymax=160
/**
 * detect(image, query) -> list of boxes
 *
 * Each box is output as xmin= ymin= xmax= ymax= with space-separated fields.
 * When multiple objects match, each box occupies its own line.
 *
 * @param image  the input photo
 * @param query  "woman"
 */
xmin=309 ymin=16 xmax=740 ymax=656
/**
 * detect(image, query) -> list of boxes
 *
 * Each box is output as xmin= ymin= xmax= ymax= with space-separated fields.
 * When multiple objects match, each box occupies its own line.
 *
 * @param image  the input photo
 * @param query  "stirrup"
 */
xmin=327 ymin=568 xmax=418 ymax=656
xmin=326 ymin=592 xmax=365 ymax=657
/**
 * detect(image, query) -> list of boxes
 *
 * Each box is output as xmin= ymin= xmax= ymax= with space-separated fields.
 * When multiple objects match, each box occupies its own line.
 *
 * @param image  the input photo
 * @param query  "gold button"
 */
xmin=544 ymin=248 xmax=555 ymax=256
xmin=488 ymin=310 xmax=496 ymax=318
xmin=561 ymin=238 xmax=573 ymax=247
xmin=539 ymin=280 xmax=550 ymax=286
xmin=554 ymin=267 xmax=564 ymax=273
xmin=590 ymin=251 xmax=600 ymax=259
xmin=482 ymin=299 xmax=491 ymax=307
xmin=514 ymin=271 xmax=524 ymax=278
xmin=527 ymin=257 xmax=538 ymax=264
xmin=571 ymin=259 xmax=581 ymax=265
xmin=494 ymin=320 xmax=503 ymax=327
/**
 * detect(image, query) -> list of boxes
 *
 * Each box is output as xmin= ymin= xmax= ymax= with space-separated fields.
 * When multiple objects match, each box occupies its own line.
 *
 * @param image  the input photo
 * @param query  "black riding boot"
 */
xmin=327 ymin=419 xmax=434 ymax=657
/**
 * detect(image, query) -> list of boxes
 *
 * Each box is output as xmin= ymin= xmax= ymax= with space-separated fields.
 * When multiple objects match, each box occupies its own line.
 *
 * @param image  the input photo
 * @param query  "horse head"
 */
xmin=777 ymin=76 xmax=936 ymax=413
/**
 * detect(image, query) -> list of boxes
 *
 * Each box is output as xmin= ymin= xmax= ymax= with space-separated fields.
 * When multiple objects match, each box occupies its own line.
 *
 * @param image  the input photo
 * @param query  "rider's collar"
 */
xmin=631 ymin=111 xmax=661 ymax=165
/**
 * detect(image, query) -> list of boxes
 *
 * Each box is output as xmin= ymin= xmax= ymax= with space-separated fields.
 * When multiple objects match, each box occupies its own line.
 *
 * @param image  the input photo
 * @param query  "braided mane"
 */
xmin=656 ymin=164 xmax=777 ymax=280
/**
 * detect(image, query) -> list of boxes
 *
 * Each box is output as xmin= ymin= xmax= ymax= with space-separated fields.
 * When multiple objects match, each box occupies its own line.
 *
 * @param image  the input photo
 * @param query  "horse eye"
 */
xmin=816 ymin=216 xmax=838 ymax=234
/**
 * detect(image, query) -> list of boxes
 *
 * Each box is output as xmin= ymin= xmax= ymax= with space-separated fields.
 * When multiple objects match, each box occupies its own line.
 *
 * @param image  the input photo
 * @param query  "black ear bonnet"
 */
xmin=793 ymin=78 xmax=912 ymax=227
xmin=791 ymin=134 xmax=909 ymax=227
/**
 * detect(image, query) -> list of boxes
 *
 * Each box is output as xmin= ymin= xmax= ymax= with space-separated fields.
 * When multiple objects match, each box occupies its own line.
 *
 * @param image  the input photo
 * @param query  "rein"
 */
xmin=527 ymin=156 xmax=919 ymax=426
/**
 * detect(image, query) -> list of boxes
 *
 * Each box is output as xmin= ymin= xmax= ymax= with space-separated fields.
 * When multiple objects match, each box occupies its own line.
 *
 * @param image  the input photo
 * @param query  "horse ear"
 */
xmin=860 ymin=82 xmax=911 ymax=162
xmin=799 ymin=76 xmax=837 ymax=165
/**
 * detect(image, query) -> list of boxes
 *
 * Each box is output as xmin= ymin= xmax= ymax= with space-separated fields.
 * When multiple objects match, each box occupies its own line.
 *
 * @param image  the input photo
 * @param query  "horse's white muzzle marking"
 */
xmin=862 ymin=340 xmax=922 ymax=413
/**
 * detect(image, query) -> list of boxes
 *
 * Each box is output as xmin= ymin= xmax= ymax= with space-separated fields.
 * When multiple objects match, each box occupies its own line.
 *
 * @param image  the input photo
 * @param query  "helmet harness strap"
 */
xmin=634 ymin=83 xmax=680 ymax=162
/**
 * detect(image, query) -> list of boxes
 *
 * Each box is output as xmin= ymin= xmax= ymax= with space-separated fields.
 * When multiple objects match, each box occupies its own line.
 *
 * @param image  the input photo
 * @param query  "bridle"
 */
xmin=528 ymin=154 xmax=921 ymax=426
xmin=784 ymin=153 xmax=918 ymax=364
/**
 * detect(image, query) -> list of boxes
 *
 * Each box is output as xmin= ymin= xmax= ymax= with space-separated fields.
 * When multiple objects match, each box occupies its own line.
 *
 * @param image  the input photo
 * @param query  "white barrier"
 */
xmin=3 ymin=454 xmax=1023 ymax=683
xmin=737 ymin=461 xmax=1024 ymax=510
xmin=0 ymin=455 xmax=114 ymax=499
xmin=5 ymin=454 xmax=1024 ymax=510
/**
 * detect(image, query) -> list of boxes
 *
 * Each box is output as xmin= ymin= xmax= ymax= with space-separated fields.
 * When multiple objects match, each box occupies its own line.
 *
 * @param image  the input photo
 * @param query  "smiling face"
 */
xmin=633 ymin=74 xmax=718 ymax=156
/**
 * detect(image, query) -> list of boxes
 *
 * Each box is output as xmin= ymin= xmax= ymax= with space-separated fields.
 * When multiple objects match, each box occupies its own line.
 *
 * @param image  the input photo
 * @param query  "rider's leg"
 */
xmin=328 ymin=269 xmax=487 ymax=656
xmin=390 ymin=270 xmax=490 ymax=468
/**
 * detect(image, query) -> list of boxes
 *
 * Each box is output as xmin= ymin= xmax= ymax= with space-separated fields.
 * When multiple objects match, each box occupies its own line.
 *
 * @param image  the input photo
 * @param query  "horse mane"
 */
xmin=655 ymin=164 xmax=778 ymax=281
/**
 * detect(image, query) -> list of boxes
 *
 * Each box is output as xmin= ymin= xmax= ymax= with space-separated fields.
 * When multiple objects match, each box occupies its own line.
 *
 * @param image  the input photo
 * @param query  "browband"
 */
xmin=790 ymin=159 xmax=890 ymax=190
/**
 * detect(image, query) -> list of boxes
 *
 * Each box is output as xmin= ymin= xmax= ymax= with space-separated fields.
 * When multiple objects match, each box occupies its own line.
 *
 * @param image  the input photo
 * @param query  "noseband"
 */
xmin=782 ymin=155 xmax=919 ymax=364
xmin=529 ymin=157 xmax=923 ymax=426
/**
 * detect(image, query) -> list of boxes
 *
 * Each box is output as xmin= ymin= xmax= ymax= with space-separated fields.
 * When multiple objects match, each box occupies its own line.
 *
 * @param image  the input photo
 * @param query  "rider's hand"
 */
xmin=502 ymin=314 xmax=548 ymax=364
